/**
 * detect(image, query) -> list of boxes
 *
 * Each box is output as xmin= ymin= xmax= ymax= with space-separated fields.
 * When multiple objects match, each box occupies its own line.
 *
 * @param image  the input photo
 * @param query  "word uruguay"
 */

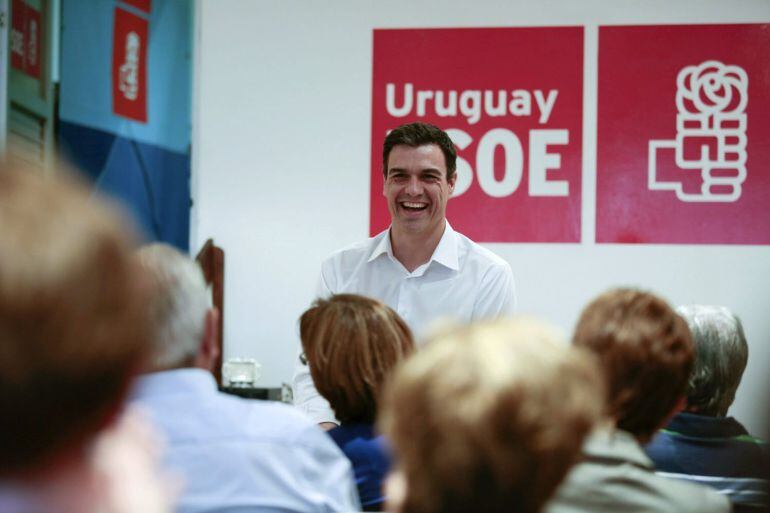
xmin=386 ymin=83 xmax=559 ymax=125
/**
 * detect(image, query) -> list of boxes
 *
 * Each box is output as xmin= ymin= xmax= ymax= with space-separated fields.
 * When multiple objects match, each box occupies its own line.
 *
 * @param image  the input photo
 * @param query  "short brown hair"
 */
xmin=380 ymin=318 xmax=604 ymax=513
xmin=573 ymin=288 xmax=694 ymax=441
xmin=0 ymin=164 xmax=150 ymax=476
xmin=383 ymin=122 xmax=457 ymax=180
xmin=300 ymin=294 xmax=414 ymax=424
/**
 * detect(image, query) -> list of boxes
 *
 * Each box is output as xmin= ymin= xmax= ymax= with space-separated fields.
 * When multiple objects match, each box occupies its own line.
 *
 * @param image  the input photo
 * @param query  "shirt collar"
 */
xmin=431 ymin=221 xmax=460 ymax=271
xmin=583 ymin=428 xmax=653 ymax=470
xmin=131 ymin=368 xmax=218 ymax=400
xmin=368 ymin=229 xmax=392 ymax=262
xmin=665 ymin=412 xmax=749 ymax=439
xmin=367 ymin=221 xmax=459 ymax=272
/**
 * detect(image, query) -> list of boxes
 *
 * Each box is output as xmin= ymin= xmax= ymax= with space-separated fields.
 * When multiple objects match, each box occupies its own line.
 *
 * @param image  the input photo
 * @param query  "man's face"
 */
xmin=383 ymin=144 xmax=456 ymax=236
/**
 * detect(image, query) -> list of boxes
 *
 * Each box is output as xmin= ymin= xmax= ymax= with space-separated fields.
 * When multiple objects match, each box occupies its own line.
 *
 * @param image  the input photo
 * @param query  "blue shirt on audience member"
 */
xmin=646 ymin=411 xmax=769 ymax=511
xmin=328 ymin=423 xmax=390 ymax=511
xmin=130 ymin=368 xmax=360 ymax=513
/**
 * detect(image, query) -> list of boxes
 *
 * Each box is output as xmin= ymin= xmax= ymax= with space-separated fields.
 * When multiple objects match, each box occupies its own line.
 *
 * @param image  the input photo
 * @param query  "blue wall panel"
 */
xmin=60 ymin=121 xmax=190 ymax=250
xmin=59 ymin=0 xmax=192 ymax=251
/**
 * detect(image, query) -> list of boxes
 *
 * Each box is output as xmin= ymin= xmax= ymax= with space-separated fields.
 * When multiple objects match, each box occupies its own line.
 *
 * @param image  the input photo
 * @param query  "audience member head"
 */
xmin=0 ymin=163 xmax=150 ymax=478
xmin=573 ymin=288 xmax=695 ymax=442
xmin=380 ymin=318 xmax=604 ymax=513
xmin=382 ymin=122 xmax=457 ymax=180
xmin=300 ymin=294 xmax=414 ymax=424
xmin=135 ymin=243 xmax=218 ymax=372
xmin=676 ymin=305 xmax=748 ymax=417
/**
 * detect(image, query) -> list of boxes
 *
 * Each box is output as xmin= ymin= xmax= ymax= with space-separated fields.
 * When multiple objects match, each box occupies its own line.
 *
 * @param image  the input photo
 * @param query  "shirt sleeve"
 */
xmin=292 ymin=357 xmax=337 ymax=424
xmin=291 ymin=268 xmax=338 ymax=424
xmin=293 ymin=424 xmax=362 ymax=513
xmin=472 ymin=261 xmax=516 ymax=319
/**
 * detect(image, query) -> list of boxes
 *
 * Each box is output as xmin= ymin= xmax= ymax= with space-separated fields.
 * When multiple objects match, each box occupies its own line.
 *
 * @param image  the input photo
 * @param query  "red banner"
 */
xmin=597 ymin=24 xmax=770 ymax=244
xmin=371 ymin=27 xmax=584 ymax=242
xmin=10 ymin=0 xmax=42 ymax=78
xmin=112 ymin=8 xmax=148 ymax=123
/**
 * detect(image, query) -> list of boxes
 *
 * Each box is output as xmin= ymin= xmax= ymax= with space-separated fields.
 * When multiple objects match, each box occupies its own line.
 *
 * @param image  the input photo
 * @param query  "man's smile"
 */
xmin=400 ymin=201 xmax=429 ymax=212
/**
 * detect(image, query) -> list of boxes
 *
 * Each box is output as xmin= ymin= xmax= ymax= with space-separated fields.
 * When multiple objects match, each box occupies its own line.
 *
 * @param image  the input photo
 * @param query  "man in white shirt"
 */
xmin=294 ymin=122 xmax=516 ymax=426
xmin=130 ymin=244 xmax=360 ymax=513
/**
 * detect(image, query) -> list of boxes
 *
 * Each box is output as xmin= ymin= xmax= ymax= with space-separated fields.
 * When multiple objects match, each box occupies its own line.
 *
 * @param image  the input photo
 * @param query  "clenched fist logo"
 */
xmin=649 ymin=61 xmax=748 ymax=202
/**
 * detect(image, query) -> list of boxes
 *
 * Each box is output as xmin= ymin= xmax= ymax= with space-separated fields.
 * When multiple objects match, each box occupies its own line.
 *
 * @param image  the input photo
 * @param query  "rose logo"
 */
xmin=676 ymin=60 xmax=748 ymax=116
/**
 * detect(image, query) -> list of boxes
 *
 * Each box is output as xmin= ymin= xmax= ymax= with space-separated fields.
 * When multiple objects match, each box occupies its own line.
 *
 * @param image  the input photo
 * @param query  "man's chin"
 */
xmin=393 ymin=217 xmax=440 ymax=235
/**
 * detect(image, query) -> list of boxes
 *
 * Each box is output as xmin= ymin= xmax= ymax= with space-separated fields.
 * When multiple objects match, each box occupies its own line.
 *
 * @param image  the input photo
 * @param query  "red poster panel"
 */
xmin=112 ymin=8 xmax=148 ymax=123
xmin=10 ymin=0 xmax=42 ymax=78
xmin=121 ymin=0 xmax=151 ymax=13
xmin=371 ymin=27 xmax=584 ymax=242
xmin=597 ymin=24 xmax=770 ymax=244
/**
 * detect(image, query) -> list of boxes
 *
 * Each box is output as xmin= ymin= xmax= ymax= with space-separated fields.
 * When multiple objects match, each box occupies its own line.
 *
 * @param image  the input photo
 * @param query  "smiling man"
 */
xmin=293 ymin=122 xmax=516 ymax=426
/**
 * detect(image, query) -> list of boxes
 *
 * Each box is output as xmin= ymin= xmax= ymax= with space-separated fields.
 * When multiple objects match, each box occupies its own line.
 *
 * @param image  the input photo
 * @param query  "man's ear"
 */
xmin=448 ymin=172 xmax=457 ymax=193
xmin=195 ymin=307 xmax=220 ymax=373
xmin=382 ymin=171 xmax=389 ymax=197
xmin=651 ymin=395 xmax=687 ymax=440
xmin=671 ymin=395 xmax=687 ymax=416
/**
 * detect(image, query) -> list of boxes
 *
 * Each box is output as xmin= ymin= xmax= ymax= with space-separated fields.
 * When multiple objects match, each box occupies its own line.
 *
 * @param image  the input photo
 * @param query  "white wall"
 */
xmin=193 ymin=0 xmax=770 ymax=434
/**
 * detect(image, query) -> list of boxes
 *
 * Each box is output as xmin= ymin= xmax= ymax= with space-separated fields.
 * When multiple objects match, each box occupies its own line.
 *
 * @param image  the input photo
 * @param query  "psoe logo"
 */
xmin=119 ymin=31 xmax=141 ymax=101
xmin=28 ymin=19 xmax=37 ymax=66
xmin=648 ymin=61 xmax=748 ymax=202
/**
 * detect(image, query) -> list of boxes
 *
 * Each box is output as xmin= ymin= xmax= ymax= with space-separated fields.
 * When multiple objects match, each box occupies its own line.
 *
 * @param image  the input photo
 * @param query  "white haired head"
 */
xmin=676 ymin=305 xmax=748 ymax=417
xmin=136 ymin=243 xmax=211 ymax=370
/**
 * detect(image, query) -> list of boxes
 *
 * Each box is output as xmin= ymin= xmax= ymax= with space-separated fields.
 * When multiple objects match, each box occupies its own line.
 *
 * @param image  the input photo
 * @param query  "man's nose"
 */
xmin=405 ymin=176 xmax=422 ymax=195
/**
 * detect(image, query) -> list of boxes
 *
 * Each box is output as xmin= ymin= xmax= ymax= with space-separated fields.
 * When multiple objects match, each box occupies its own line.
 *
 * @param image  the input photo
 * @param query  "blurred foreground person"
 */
xmin=380 ymin=318 xmax=603 ymax=513
xmin=646 ymin=305 xmax=769 ymax=512
xmin=0 ymin=164 xmax=174 ymax=513
xmin=130 ymin=244 xmax=360 ymax=513
xmin=300 ymin=294 xmax=415 ymax=511
xmin=546 ymin=289 xmax=731 ymax=513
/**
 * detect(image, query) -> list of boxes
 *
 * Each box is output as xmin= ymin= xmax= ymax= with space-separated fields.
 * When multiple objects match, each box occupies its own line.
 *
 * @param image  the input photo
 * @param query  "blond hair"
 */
xmin=300 ymin=294 xmax=414 ymax=423
xmin=380 ymin=318 xmax=604 ymax=513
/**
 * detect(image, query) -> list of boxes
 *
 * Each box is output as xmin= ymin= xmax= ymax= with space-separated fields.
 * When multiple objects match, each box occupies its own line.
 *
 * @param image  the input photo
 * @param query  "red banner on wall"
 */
xmin=112 ymin=7 xmax=148 ymax=123
xmin=597 ymin=24 xmax=770 ymax=244
xmin=10 ymin=0 xmax=42 ymax=78
xmin=371 ymin=27 xmax=584 ymax=242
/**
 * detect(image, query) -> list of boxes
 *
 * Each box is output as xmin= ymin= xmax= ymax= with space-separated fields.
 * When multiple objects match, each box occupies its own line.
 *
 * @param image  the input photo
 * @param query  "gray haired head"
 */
xmin=136 ymin=243 xmax=211 ymax=370
xmin=676 ymin=305 xmax=748 ymax=417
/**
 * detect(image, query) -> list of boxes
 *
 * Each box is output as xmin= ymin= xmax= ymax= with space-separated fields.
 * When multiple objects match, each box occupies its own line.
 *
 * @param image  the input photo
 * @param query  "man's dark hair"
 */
xmin=382 ymin=122 xmax=457 ymax=180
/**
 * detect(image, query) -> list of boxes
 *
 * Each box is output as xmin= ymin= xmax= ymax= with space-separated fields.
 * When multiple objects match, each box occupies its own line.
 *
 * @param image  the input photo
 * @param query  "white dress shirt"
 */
xmin=293 ymin=222 xmax=516 ymax=423
xmin=130 ymin=369 xmax=361 ymax=513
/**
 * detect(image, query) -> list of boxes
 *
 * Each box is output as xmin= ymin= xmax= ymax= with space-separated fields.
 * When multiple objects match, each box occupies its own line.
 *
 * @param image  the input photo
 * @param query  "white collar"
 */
xmin=368 ymin=221 xmax=459 ymax=272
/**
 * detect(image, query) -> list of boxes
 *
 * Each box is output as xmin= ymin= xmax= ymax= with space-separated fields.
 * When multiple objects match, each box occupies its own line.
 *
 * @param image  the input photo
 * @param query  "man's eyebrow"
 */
xmin=387 ymin=167 xmax=443 ymax=176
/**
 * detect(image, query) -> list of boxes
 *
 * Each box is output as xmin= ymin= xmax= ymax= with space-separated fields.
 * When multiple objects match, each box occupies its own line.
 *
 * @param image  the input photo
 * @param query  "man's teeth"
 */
xmin=402 ymin=202 xmax=427 ymax=209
